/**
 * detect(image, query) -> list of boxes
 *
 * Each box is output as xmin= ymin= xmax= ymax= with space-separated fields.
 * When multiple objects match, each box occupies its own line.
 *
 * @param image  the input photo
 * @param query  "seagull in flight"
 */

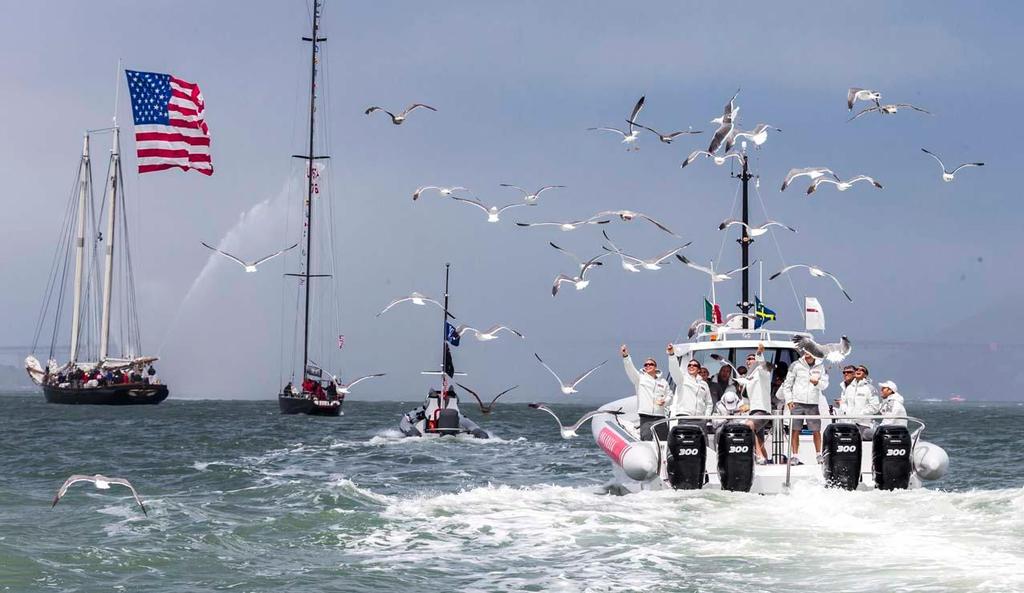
xmin=533 ymin=354 xmax=607 ymax=395
xmin=201 ymin=242 xmax=297 ymax=273
xmin=627 ymin=121 xmax=702 ymax=144
xmin=681 ymin=150 xmax=743 ymax=169
xmin=458 ymin=383 xmax=518 ymax=415
xmin=592 ymin=210 xmax=680 ymax=237
xmin=770 ymin=264 xmax=853 ymax=302
xmin=334 ymin=373 xmax=387 ymax=395
xmin=689 ymin=315 xmax=757 ymax=339
xmin=601 ymin=231 xmax=689 ymax=272
xmin=719 ymin=219 xmax=796 ymax=237
xmin=456 ymin=324 xmax=525 ymax=341
xmin=675 ymin=254 xmax=753 ymax=283
xmin=52 ymin=474 xmax=147 ymax=515
xmin=588 ymin=96 xmax=646 ymax=151
xmin=792 ymin=334 xmax=852 ymax=363
xmin=550 ymin=242 xmax=607 ymax=295
xmin=920 ymin=149 xmax=984 ymax=182
xmin=413 ymin=186 xmax=467 ymax=201
xmin=847 ymin=88 xmax=882 ymax=111
xmin=848 ymin=103 xmax=931 ymax=121
xmin=781 ymin=167 xmax=840 ymax=191
xmin=708 ymin=89 xmax=740 ymax=154
xmin=806 ymin=175 xmax=882 ymax=195
xmin=376 ymin=292 xmax=452 ymax=317
xmin=499 ymin=184 xmax=566 ymax=204
xmin=450 ymin=197 xmax=533 ymax=222
xmin=733 ymin=124 xmax=781 ymax=147
xmin=528 ymin=403 xmax=623 ymax=438
xmin=365 ymin=103 xmax=437 ymax=125
xmin=516 ymin=216 xmax=611 ymax=232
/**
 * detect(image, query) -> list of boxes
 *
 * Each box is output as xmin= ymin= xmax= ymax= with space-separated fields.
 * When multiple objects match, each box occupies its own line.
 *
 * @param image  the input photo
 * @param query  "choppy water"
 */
xmin=1 ymin=395 xmax=1021 ymax=593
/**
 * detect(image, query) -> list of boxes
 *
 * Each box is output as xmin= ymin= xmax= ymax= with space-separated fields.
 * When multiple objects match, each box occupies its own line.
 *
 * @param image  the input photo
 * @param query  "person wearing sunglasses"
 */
xmin=666 ymin=344 xmax=713 ymax=428
xmin=838 ymin=364 xmax=879 ymax=439
xmin=735 ymin=343 xmax=772 ymax=463
xmin=621 ymin=344 xmax=672 ymax=441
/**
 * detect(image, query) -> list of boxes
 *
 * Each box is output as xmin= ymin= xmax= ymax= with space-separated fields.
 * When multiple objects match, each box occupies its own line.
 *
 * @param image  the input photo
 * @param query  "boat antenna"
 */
xmin=441 ymin=262 xmax=451 ymax=402
xmin=731 ymin=142 xmax=753 ymax=328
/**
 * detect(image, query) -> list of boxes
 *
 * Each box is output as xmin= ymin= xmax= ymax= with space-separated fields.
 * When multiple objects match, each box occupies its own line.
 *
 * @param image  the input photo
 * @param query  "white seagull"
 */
xmin=201 ymin=242 xmax=297 ymax=273
xmin=770 ymin=264 xmax=853 ymax=302
xmin=806 ymin=175 xmax=883 ymax=195
xmin=921 ymin=149 xmax=984 ymax=182
xmin=365 ymin=103 xmax=437 ymax=125
xmin=848 ymin=103 xmax=931 ymax=122
xmin=718 ymin=219 xmax=796 ymax=237
xmin=499 ymin=184 xmax=565 ymax=204
xmin=516 ymin=216 xmax=611 ymax=232
xmin=334 ymin=373 xmax=387 ymax=395
xmin=792 ymin=334 xmax=852 ymax=363
xmin=708 ymin=89 xmax=740 ymax=154
xmin=456 ymin=324 xmax=525 ymax=341
xmin=376 ymin=292 xmax=450 ymax=317
xmin=587 ymin=96 xmax=646 ymax=151
xmin=52 ymin=474 xmax=147 ymax=515
xmin=627 ymin=121 xmax=703 ymax=144
xmin=533 ymin=353 xmax=607 ymax=395
xmin=681 ymin=150 xmax=743 ymax=169
xmin=675 ymin=254 xmax=753 ymax=283
xmin=602 ymin=231 xmax=688 ymax=272
xmin=592 ymin=210 xmax=680 ymax=237
xmin=550 ymin=242 xmax=607 ymax=295
xmin=847 ymin=88 xmax=882 ymax=111
xmin=688 ymin=314 xmax=758 ymax=339
xmin=528 ymin=403 xmax=623 ymax=438
xmin=450 ymin=197 xmax=533 ymax=223
xmin=458 ymin=383 xmax=518 ymax=415
xmin=781 ymin=167 xmax=840 ymax=191
xmin=733 ymin=123 xmax=781 ymax=147
xmin=413 ymin=186 xmax=467 ymax=201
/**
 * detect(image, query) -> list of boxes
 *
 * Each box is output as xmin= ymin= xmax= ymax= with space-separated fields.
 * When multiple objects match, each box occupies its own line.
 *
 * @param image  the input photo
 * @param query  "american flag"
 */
xmin=125 ymin=69 xmax=213 ymax=176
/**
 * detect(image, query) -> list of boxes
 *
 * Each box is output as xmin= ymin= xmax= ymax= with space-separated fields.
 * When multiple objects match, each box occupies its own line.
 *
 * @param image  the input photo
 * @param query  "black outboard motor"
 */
xmin=435 ymin=409 xmax=461 ymax=434
xmin=872 ymin=424 xmax=913 ymax=490
xmin=822 ymin=423 xmax=862 ymax=490
xmin=667 ymin=424 xmax=706 ymax=490
xmin=716 ymin=424 xmax=755 ymax=492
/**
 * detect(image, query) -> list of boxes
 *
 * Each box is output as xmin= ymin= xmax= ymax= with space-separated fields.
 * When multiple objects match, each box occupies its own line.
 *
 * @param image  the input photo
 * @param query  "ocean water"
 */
xmin=0 ymin=395 xmax=1021 ymax=593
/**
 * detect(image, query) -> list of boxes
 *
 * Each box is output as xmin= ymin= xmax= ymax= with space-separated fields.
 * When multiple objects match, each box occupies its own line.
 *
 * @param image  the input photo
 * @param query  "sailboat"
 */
xmin=277 ymin=0 xmax=346 ymax=416
xmin=25 ymin=127 xmax=168 ymax=405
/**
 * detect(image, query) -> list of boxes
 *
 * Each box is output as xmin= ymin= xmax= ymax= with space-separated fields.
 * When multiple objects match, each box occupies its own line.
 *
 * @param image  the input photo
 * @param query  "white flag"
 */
xmin=805 ymin=297 xmax=825 ymax=331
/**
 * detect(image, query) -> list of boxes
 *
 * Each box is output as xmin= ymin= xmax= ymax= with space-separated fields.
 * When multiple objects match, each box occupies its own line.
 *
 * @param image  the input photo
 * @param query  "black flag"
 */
xmin=444 ymin=344 xmax=455 ymax=378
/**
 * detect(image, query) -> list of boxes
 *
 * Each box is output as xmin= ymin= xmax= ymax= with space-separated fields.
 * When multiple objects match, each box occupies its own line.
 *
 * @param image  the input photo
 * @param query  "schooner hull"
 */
xmin=43 ymin=383 xmax=169 ymax=405
xmin=277 ymin=394 xmax=342 ymax=417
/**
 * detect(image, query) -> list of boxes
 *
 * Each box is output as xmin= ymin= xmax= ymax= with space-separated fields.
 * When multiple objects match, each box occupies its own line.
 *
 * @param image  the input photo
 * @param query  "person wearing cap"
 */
xmin=666 ymin=344 xmax=713 ymax=426
xmin=736 ymin=343 xmax=772 ymax=463
xmin=863 ymin=380 xmax=907 ymax=430
xmin=781 ymin=350 xmax=829 ymax=464
xmin=621 ymin=344 xmax=672 ymax=441
xmin=838 ymin=364 xmax=879 ymax=439
xmin=712 ymin=387 xmax=749 ymax=430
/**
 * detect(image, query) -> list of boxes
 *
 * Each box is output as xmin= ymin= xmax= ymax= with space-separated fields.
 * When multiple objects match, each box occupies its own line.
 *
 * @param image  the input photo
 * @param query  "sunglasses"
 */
xmin=687 ymin=363 xmax=700 ymax=368
xmin=643 ymin=362 xmax=656 ymax=367
xmin=842 ymin=370 xmax=854 ymax=374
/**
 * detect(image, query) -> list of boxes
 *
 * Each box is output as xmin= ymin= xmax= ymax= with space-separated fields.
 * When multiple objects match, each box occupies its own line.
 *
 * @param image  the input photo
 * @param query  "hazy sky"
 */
xmin=2 ymin=1 xmax=1022 ymax=402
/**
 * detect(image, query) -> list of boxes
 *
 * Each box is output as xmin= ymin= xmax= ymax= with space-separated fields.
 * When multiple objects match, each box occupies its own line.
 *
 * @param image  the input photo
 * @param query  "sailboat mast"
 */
xmin=98 ymin=126 xmax=120 ymax=361
xmin=68 ymin=134 xmax=90 ymax=363
xmin=301 ymin=0 xmax=322 ymax=377
xmin=441 ymin=263 xmax=451 ymax=397
xmin=738 ymin=152 xmax=753 ymax=328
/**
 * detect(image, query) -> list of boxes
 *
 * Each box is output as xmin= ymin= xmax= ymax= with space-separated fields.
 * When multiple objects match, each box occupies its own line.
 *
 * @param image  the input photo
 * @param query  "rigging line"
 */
xmin=321 ymin=42 xmax=343 ymax=363
xmin=713 ymin=178 xmax=743 ymax=273
xmin=753 ymin=181 xmax=802 ymax=315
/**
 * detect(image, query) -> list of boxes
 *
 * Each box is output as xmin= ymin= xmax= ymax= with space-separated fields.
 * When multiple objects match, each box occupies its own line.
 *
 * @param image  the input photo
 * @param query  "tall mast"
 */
xmin=68 ymin=134 xmax=90 ymax=363
xmin=441 ymin=263 xmax=451 ymax=399
xmin=98 ymin=126 xmax=120 ymax=361
xmin=301 ymin=0 xmax=324 ymax=377
xmin=737 ymin=151 xmax=753 ymax=328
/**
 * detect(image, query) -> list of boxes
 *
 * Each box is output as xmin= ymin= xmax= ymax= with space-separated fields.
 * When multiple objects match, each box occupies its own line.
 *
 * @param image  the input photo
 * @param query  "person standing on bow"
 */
xmin=736 ymin=343 xmax=772 ymax=463
xmin=781 ymin=351 xmax=829 ymax=464
xmin=621 ymin=344 xmax=672 ymax=441
xmin=838 ymin=364 xmax=879 ymax=439
xmin=667 ymin=344 xmax=713 ymax=430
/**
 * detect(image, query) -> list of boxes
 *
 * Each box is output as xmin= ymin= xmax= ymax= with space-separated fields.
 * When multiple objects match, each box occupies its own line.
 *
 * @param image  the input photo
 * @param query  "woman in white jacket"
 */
xmin=838 ymin=364 xmax=879 ymax=438
xmin=736 ymin=343 xmax=772 ymax=462
xmin=621 ymin=345 xmax=672 ymax=441
xmin=666 ymin=344 xmax=713 ymax=428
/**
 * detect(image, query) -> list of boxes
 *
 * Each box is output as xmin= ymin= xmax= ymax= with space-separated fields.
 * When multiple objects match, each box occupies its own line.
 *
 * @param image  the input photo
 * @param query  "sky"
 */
xmin=1 ymin=1 xmax=1022 ymax=402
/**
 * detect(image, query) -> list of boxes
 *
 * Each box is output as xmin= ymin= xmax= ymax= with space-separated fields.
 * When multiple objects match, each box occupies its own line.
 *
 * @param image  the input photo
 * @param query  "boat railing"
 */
xmin=686 ymin=328 xmax=812 ymax=344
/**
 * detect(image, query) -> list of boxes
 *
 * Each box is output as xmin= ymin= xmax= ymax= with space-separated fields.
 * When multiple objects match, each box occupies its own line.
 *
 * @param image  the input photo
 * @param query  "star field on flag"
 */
xmin=125 ymin=69 xmax=213 ymax=176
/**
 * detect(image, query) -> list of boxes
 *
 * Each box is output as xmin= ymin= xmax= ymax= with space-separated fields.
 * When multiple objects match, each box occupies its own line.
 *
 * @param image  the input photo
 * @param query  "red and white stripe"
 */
xmin=135 ymin=76 xmax=213 ymax=176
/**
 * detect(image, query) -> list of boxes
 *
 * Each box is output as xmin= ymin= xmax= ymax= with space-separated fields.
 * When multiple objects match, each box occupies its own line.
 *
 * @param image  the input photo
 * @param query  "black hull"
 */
xmin=277 ymin=394 xmax=342 ymax=417
xmin=43 ymin=383 xmax=169 ymax=405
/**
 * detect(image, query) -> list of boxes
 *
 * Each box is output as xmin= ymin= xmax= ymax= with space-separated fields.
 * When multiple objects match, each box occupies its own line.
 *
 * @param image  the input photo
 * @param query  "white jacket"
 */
xmin=736 ymin=353 xmax=771 ymax=412
xmin=839 ymin=378 xmax=878 ymax=425
xmin=667 ymin=355 xmax=713 ymax=417
xmin=782 ymin=358 xmax=829 ymax=405
xmin=623 ymin=355 xmax=671 ymax=416
xmin=712 ymin=389 xmax=748 ymax=429
xmin=864 ymin=392 xmax=907 ymax=427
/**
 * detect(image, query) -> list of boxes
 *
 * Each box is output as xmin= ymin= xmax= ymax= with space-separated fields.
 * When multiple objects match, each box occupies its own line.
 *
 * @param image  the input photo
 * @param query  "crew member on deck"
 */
xmin=862 ymin=380 xmax=907 ymax=436
xmin=621 ymin=345 xmax=671 ymax=441
xmin=667 ymin=344 xmax=713 ymax=429
xmin=838 ymin=364 xmax=878 ymax=439
xmin=737 ymin=343 xmax=772 ymax=464
xmin=782 ymin=351 xmax=829 ymax=464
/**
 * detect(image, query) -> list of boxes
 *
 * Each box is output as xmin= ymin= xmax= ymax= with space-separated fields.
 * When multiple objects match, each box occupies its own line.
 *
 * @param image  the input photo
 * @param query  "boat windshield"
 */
xmin=689 ymin=347 xmax=801 ymax=373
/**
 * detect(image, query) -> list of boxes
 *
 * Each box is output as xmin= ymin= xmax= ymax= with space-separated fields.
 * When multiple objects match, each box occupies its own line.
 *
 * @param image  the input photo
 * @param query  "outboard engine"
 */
xmin=435 ymin=408 xmax=461 ymax=435
xmin=715 ymin=424 xmax=755 ymax=492
xmin=872 ymin=424 xmax=913 ymax=490
xmin=821 ymin=423 xmax=862 ymax=490
xmin=667 ymin=424 xmax=706 ymax=490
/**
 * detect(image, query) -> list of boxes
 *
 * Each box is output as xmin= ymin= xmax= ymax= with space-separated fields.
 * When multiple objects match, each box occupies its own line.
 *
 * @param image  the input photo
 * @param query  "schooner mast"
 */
xmin=68 ymin=134 xmax=91 ymax=364
xmin=98 ymin=127 xmax=121 ymax=361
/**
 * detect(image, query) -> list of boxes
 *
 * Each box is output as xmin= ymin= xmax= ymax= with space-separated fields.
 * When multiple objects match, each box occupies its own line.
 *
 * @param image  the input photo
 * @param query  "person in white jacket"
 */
xmin=863 ymin=380 xmax=908 ymax=432
xmin=621 ymin=344 xmax=672 ymax=441
xmin=781 ymin=351 xmax=829 ymax=464
xmin=736 ymin=343 xmax=772 ymax=462
xmin=837 ymin=364 xmax=879 ymax=439
xmin=666 ymin=344 xmax=713 ymax=427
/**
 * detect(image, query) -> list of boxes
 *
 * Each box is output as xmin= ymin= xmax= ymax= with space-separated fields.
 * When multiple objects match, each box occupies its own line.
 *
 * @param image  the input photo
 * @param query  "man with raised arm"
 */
xmin=621 ymin=344 xmax=671 ymax=441
xmin=736 ymin=343 xmax=772 ymax=464
xmin=781 ymin=351 xmax=829 ymax=464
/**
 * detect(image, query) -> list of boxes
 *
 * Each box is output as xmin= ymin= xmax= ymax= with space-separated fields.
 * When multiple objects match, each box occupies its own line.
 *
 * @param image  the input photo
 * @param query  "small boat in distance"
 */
xmin=948 ymin=395 xmax=966 ymax=403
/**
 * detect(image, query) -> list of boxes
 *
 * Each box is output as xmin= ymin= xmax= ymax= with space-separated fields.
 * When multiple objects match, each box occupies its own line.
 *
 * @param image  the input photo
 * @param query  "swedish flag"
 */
xmin=755 ymin=296 xmax=776 ymax=329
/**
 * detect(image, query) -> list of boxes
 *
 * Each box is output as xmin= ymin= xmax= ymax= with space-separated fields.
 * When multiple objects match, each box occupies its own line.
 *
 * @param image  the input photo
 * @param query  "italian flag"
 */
xmin=704 ymin=298 xmax=722 ymax=339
